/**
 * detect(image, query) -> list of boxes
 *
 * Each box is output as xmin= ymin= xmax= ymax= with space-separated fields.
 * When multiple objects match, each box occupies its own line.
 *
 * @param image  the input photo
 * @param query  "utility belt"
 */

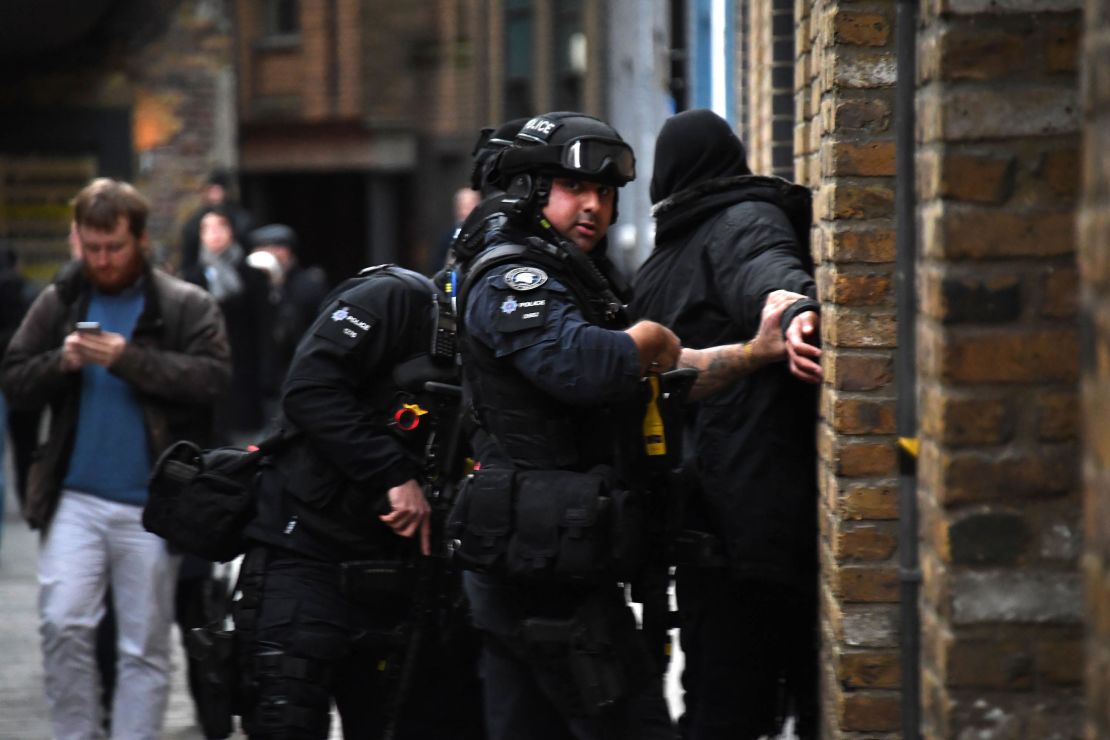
xmin=447 ymin=466 xmax=647 ymax=583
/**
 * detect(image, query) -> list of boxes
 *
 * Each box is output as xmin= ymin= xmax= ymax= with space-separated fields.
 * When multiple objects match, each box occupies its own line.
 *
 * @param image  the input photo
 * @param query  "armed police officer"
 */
xmin=236 ymin=262 xmax=471 ymax=739
xmin=450 ymin=112 xmax=681 ymax=740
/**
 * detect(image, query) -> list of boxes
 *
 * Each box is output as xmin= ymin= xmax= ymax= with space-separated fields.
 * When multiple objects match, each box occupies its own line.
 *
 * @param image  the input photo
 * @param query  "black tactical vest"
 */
xmin=458 ymin=240 xmax=632 ymax=474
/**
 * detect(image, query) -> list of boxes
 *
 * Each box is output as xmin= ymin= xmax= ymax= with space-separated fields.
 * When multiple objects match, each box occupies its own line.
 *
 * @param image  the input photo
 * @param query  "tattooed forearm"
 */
xmin=681 ymin=342 xmax=759 ymax=400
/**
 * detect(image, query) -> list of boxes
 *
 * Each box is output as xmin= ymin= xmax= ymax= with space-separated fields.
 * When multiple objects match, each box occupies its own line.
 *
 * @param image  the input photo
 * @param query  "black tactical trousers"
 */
xmin=245 ymin=548 xmax=486 ymax=740
xmin=676 ymin=567 xmax=819 ymax=740
xmin=246 ymin=552 xmax=399 ymax=739
xmin=465 ymin=572 xmax=678 ymax=740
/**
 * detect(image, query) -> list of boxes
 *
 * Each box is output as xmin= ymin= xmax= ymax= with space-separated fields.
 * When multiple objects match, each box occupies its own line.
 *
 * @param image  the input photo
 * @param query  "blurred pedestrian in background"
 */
xmin=0 ymin=178 xmax=231 ymax=740
xmin=179 ymin=169 xmax=255 ymax=272
xmin=632 ymin=109 xmax=822 ymax=740
xmin=182 ymin=205 xmax=271 ymax=442
xmin=246 ymin=223 xmax=330 ymax=416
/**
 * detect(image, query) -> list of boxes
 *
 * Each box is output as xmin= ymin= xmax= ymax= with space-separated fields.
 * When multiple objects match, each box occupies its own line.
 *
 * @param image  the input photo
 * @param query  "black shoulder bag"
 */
xmin=143 ymin=430 xmax=296 ymax=562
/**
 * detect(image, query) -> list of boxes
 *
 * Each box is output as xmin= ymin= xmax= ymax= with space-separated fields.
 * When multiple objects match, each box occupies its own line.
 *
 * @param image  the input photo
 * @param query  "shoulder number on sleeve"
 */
xmin=314 ymin=302 xmax=376 ymax=348
xmin=494 ymin=290 xmax=550 ymax=333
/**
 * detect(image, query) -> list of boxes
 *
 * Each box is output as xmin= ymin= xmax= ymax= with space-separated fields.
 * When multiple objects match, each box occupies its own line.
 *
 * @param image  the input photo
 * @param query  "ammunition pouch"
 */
xmin=447 ymin=467 xmax=646 ymax=582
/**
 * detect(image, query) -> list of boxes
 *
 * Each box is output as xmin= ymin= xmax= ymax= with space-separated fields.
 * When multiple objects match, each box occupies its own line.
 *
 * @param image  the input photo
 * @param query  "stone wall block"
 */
xmin=950 ymin=569 xmax=1082 ymax=624
xmin=825 ymin=306 xmax=897 ymax=348
xmin=825 ymin=348 xmax=894 ymax=391
xmin=941 ymin=328 xmax=1078 ymax=384
xmin=826 ymin=224 xmax=896 ymax=263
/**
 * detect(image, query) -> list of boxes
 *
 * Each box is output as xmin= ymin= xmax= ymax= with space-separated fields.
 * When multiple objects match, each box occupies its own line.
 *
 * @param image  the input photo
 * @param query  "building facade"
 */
xmin=0 ymin=0 xmax=236 ymax=284
xmin=2 ymin=1 xmax=1105 ymax=736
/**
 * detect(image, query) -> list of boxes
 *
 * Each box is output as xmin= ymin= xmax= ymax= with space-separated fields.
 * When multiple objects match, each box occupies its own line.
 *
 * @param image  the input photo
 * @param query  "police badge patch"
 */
xmin=315 ymin=301 xmax=376 ymax=348
xmin=504 ymin=267 xmax=548 ymax=291
xmin=495 ymin=291 xmax=549 ymax=332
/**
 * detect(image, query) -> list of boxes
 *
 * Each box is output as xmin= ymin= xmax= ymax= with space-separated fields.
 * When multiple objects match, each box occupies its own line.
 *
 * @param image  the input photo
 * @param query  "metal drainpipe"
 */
xmin=895 ymin=0 xmax=921 ymax=737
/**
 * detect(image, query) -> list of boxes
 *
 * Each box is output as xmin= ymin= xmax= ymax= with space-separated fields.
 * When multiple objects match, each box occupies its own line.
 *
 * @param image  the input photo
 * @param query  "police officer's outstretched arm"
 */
xmin=679 ymin=289 xmax=807 ymax=399
xmin=281 ymin=276 xmax=432 ymax=552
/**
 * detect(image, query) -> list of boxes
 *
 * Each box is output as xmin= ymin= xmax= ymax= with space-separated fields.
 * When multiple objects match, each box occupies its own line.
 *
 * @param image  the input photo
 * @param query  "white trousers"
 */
xmin=39 ymin=491 xmax=181 ymax=740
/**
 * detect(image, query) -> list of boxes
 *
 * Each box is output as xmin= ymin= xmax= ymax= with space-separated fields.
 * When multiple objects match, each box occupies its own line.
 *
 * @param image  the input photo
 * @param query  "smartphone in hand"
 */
xmin=76 ymin=321 xmax=102 ymax=334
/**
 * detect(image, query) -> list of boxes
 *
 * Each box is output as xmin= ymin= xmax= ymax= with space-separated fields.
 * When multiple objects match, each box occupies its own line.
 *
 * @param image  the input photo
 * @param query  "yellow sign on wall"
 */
xmin=0 ymin=156 xmax=95 ymax=287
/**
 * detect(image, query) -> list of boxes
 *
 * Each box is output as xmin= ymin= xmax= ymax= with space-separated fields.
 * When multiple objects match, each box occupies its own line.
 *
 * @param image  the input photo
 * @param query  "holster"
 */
xmin=516 ymin=595 xmax=652 ymax=717
xmin=231 ymin=546 xmax=268 ymax=736
xmin=186 ymin=626 xmax=237 ymax=739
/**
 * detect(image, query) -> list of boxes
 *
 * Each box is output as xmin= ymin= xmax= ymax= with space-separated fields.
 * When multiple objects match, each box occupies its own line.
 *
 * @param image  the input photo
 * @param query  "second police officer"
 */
xmin=235 ymin=261 xmax=479 ymax=739
xmin=449 ymin=111 xmax=682 ymax=739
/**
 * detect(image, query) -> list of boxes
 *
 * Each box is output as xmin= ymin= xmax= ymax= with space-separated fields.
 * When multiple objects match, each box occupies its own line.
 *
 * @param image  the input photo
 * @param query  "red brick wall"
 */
xmin=1082 ymin=0 xmax=1110 ymax=736
xmin=916 ymin=1 xmax=1083 ymax=737
xmin=798 ymin=0 xmax=901 ymax=735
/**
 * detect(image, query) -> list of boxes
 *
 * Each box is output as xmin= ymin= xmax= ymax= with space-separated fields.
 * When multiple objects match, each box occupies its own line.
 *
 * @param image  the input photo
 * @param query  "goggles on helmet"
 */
xmin=559 ymin=137 xmax=636 ymax=182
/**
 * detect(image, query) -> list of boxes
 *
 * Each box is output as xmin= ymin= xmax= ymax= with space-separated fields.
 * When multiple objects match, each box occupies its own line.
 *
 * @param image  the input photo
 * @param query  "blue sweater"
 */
xmin=62 ymin=283 xmax=152 ymax=506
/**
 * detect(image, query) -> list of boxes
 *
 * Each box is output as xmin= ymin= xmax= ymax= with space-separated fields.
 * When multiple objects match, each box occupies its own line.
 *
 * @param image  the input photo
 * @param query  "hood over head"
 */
xmin=649 ymin=109 xmax=751 ymax=205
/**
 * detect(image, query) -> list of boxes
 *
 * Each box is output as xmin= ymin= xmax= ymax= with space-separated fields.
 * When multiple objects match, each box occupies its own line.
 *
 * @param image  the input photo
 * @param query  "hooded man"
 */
xmin=632 ymin=109 xmax=822 ymax=740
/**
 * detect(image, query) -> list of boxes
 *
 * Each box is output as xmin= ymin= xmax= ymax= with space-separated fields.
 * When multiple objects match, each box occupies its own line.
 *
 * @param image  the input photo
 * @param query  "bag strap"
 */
xmin=253 ymin=427 xmax=300 ymax=456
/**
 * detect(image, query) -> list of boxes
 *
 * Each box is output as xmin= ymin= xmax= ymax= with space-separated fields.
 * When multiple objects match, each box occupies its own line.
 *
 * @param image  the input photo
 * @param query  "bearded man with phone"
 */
xmin=1 ymin=178 xmax=231 ymax=740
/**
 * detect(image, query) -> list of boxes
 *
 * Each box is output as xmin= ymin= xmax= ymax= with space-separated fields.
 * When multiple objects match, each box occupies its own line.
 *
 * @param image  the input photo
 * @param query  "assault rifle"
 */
xmin=366 ymin=370 xmax=475 ymax=740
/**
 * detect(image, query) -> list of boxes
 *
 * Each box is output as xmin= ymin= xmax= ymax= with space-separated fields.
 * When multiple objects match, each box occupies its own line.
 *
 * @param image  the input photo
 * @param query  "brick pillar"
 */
xmin=916 ymin=2 xmax=1083 ymax=738
xmin=1082 ymin=0 xmax=1110 ymax=736
xmin=799 ymin=0 xmax=901 ymax=736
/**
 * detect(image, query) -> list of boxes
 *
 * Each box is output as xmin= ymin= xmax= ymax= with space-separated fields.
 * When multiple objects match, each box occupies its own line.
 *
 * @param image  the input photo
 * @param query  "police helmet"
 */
xmin=498 ymin=112 xmax=636 ymax=188
xmin=469 ymin=117 xmax=530 ymax=194
xmin=496 ymin=112 xmax=635 ymax=231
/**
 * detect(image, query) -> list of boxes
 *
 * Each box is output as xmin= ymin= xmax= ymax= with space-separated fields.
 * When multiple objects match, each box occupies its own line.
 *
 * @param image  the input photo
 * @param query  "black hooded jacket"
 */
xmin=631 ymin=110 xmax=818 ymax=588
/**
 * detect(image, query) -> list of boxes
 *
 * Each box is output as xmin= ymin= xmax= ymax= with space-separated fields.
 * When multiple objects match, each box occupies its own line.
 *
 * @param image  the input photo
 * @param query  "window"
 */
xmin=504 ymin=0 xmax=533 ymax=119
xmin=262 ymin=0 xmax=299 ymax=41
xmin=553 ymin=0 xmax=585 ymax=111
